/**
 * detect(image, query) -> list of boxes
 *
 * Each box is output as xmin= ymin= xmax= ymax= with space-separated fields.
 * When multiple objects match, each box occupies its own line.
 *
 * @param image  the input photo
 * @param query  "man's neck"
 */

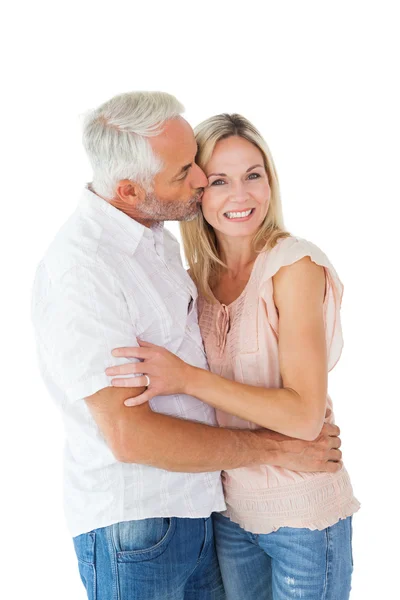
xmin=88 ymin=184 xmax=155 ymax=229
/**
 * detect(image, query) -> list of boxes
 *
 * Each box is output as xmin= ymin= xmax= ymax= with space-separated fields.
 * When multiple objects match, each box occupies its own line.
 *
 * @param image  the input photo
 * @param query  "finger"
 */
xmin=327 ymin=449 xmax=342 ymax=461
xmin=137 ymin=339 xmax=158 ymax=348
xmin=111 ymin=375 xmax=149 ymax=388
xmin=325 ymin=460 xmax=343 ymax=473
xmin=322 ymin=423 xmax=340 ymax=437
xmin=125 ymin=392 xmax=152 ymax=407
xmin=112 ymin=347 xmax=151 ymax=359
xmin=329 ymin=436 xmax=342 ymax=450
xmin=106 ymin=363 xmax=145 ymax=376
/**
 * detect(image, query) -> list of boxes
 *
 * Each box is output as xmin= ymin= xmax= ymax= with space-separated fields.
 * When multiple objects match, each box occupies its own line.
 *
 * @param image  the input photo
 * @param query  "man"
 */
xmin=31 ymin=91 xmax=342 ymax=600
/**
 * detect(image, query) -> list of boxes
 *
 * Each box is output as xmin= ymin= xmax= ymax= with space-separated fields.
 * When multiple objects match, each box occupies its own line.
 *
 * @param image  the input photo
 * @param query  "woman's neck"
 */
xmin=217 ymin=233 xmax=257 ymax=278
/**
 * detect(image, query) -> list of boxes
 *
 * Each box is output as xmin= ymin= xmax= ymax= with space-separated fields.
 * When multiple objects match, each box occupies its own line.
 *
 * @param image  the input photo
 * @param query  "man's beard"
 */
xmin=136 ymin=191 xmax=201 ymax=222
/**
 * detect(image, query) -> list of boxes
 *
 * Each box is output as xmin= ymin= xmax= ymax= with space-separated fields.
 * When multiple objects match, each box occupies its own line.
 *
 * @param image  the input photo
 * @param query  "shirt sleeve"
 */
xmin=259 ymin=237 xmax=344 ymax=371
xmin=32 ymin=263 xmax=140 ymax=403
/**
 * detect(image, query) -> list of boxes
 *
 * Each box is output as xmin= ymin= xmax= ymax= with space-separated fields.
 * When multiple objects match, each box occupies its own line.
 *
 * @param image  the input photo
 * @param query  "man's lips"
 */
xmin=190 ymin=193 xmax=203 ymax=205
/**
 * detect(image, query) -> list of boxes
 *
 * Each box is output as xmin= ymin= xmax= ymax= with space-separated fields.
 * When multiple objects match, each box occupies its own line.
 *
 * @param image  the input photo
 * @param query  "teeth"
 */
xmin=225 ymin=209 xmax=253 ymax=219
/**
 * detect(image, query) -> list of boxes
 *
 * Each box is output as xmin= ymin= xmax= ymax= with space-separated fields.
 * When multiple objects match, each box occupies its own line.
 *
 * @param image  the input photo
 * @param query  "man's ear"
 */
xmin=115 ymin=180 xmax=146 ymax=206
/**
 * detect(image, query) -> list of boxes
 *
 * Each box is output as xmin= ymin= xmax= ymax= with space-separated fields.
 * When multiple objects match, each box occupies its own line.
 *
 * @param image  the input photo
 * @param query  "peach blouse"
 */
xmin=198 ymin=236 xmax=360 ymax=534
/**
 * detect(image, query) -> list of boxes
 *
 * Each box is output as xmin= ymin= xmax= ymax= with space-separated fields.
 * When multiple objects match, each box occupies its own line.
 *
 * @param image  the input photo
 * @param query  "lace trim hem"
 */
xmin=221 ymin=468 xmax=361 ymax=534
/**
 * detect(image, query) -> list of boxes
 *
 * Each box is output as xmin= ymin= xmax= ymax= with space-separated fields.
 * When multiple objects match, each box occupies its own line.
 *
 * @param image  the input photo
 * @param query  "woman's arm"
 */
xmin=186 ymin=257 xmax=327 ymax=440
xmin=107 ymin=257 xmax=328 ymax=441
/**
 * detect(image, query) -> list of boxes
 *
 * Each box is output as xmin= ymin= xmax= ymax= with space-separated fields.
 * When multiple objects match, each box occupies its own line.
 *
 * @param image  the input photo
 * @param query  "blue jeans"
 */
xmin=213 ymin=512 xmax=353 ymax=600
xmin=73 ymin=516 xmax=225 ymax=600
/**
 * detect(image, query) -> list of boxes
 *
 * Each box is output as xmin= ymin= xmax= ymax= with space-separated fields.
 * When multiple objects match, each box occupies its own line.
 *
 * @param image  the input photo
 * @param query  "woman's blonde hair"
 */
xmin=180 ymin=113 xmax=290 ymax=301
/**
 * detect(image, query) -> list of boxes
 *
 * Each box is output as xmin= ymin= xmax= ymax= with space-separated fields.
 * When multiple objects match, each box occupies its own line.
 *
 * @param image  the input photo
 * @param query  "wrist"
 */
xmin=182 ymin=364 xmax=198 ymax=395
xmin=249 ymin=430 xmax=281 ymax=466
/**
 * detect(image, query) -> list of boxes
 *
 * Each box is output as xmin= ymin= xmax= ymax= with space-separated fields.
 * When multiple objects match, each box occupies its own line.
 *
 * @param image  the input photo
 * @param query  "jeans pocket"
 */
xmin=73 ymin=532 xmax=96 ymax=600
xmin=113 ymin=517 xmax=176 ymax=563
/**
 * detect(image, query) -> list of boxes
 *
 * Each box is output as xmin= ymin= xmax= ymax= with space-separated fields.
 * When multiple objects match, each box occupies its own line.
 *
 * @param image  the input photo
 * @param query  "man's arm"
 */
xmin=85 ymin=386 xmax=342 ymax=473
xmin=34 ymin=264 xmax=341 ymax=473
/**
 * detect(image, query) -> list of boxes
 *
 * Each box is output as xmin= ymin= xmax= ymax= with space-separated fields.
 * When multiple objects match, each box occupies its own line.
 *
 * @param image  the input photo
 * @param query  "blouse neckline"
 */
xmin=207 ymin=251 xmax=264 ymax=310
xmin=204 ymin=252 xmax=264 ymax=356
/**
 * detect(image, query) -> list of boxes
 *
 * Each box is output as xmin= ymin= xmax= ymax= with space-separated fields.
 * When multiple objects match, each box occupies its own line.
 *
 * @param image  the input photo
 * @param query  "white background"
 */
xmin=1 ymin=1 xmax=399 ymax=598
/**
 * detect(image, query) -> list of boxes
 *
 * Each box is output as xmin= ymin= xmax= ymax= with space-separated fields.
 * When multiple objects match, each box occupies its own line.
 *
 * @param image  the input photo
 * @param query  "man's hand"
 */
xmin=255 ymin=422 xmax=342 ymax=473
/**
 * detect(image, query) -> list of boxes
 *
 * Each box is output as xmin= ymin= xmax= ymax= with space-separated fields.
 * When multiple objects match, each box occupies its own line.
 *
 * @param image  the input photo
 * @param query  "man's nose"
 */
xmin=191 ymin=163 xmax=208 ymax=189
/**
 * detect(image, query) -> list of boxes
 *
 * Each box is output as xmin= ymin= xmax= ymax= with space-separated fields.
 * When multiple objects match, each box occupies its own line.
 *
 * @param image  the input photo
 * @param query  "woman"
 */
xmin=106 ymin=114 xmax=360 ymax=599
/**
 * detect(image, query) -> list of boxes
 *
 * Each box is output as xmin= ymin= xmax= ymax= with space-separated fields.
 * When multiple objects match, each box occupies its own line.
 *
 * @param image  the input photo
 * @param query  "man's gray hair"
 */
xmin=83 ymin=91 xmax=185 ymax=199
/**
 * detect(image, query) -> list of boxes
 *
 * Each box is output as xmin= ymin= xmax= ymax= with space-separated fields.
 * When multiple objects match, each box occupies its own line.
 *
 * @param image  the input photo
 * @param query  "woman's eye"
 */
xmin=210 ymin=179 xmax=225 ymax=186
xmin=247 ymin=172 xmax=261 ymax=180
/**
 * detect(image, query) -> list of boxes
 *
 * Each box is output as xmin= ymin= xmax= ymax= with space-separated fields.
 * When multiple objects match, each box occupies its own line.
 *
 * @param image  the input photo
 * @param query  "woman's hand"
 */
xmin=105 ymin=340 xmax=194 ymax=406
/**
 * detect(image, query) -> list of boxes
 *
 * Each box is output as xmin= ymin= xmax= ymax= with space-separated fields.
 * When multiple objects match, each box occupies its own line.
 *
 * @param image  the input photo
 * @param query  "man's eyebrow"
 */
xmin=207 ymin=164 xmax=265 ymax=178
xmin=174 ymin=163 xmax=193 ymax=178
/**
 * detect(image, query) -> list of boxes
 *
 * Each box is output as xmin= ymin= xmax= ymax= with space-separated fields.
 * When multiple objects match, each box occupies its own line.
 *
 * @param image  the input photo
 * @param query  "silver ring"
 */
xmin=144 ymin=374 xmax=150 ymax=387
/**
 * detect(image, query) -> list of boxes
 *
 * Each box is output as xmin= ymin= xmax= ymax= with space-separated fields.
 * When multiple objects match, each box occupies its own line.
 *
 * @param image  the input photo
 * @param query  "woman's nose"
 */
xmin=229 ymin=182 xmax=249 ymax=203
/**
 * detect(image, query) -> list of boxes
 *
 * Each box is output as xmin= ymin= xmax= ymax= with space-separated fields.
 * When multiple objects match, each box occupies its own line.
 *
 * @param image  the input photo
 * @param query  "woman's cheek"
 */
xmin=202 ymin=207 xmax=218 ymax=228
xmin=201 ymin=192 xmax=221 ymax=226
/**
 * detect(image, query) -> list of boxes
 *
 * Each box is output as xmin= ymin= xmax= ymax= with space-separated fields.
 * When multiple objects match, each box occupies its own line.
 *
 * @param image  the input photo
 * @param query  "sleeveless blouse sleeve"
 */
xmin=259 ymin=237 xmax=344 ymax=371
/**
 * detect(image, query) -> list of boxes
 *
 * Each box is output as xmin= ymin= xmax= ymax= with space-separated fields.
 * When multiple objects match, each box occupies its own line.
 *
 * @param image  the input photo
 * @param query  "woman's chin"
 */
xmin=215 ymin=221 xmax=263 ymax=239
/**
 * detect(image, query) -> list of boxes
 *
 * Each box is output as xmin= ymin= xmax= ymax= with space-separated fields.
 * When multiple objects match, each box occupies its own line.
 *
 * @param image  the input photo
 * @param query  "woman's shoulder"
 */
xmin=267 ymin=235 xmax=330 ymax=263
xmin=258 ymin=236 xmax=344 ymax=371
xmin=259 ymin=235 xmax=340 ymax=285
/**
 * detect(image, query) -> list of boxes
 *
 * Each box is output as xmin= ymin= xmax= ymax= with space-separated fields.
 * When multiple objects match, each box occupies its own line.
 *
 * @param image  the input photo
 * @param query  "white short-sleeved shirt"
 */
xmin=31 ymin=187 xmax=225 ymax=537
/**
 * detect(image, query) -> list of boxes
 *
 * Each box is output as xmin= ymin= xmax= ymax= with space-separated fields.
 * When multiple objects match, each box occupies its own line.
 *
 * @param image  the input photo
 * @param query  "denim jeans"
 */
xmin=73 ymin=516 xmax=225 ymax=600
xmin=213 ymin=512 xmax=353 ymax=600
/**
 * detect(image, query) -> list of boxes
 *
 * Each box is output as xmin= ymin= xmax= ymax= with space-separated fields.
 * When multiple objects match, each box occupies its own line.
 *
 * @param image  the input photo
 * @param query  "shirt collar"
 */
xmin=79 ymin=186 xmax=165 ymax=257
xmin=148 ymin=221 xmax=165 ymax=259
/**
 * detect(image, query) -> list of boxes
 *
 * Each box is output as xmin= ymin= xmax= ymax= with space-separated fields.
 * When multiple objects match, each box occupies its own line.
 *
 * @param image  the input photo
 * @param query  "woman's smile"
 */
xmin=223 ymin=207 xmax=255 ymax=221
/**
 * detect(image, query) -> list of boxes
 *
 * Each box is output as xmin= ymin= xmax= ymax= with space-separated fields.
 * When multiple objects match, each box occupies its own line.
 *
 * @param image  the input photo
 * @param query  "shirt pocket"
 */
xmin=238 ymin=293 xmax=259 ymax=355
xmin=237 ymin=352 xmax=264 ymax=386
xmin=236 ymin=293 xmax=262 ymax=385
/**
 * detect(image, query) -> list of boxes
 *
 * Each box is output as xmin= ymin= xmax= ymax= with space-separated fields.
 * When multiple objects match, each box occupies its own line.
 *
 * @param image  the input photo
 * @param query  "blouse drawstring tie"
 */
xmin=216 ymin=304 xmax=230 ymax=356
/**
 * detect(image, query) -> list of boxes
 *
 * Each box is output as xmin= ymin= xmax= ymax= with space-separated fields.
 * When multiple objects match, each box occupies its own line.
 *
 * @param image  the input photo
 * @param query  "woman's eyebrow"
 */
xmin=207 ymin=164 xmax=264 ymax=178
xmin=246 ymin=164 xmax=264 ymax=172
